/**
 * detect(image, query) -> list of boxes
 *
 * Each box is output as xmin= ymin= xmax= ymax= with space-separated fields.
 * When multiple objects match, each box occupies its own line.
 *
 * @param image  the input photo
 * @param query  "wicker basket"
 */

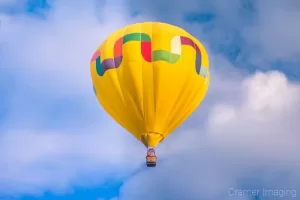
xmin=146 ymin=156 xmax=157 ymax=167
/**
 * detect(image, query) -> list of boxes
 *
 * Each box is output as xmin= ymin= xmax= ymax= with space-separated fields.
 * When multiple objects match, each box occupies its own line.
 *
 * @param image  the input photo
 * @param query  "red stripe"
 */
xmin=180 ymin=36 xmax=200 ymax=53
xmin=114 ymin=37 xmax=123 ymax=58
xmin=141 ymin=41 xmax=152 ymax=62
xmin=91 ymin=50 xmax=100 ymax=62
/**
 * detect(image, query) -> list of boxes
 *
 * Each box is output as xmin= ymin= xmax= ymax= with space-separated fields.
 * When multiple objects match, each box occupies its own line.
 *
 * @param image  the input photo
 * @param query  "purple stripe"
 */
xmin=114 ymin=56 xmax=122 ymax=68
xmin=102 ymin=59 xmax=115 ymax=72
xmin=101 ymin=56 xmax=123 ymax=74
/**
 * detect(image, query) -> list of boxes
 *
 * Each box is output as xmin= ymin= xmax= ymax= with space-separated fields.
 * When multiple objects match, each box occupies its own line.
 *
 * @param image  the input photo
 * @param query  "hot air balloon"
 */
xmin=90 ymin=22 xmax=210 ymax=167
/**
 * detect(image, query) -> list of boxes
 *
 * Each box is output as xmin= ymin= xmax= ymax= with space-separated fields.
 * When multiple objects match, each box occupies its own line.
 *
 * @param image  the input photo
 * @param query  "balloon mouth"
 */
xmin=146 ymin=147 xmax=156 ymax=167
xmin=141 ymin=132 xmax=164 ymax=147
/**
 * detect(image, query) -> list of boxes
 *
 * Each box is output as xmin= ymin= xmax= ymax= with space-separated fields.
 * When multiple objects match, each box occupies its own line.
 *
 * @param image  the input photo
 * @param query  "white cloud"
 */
xmin=1 ymin=1 xmax=145 ymax=93
xmin=0 ymin=121 xmax=143 ymax=196
xmin=1 ymin=0 xmax=300 ymax=199
xmin=244 ymin=0 xmax=300 ymax=61
xmin=208 ymin=71 xmax=300 ymax=156
xmin=119 ymin=71 xmax=300 ymax=200
xmin=0 ymin=0 xmax=145 ymax=196
xmin=116 ymin=1 xmax=300 ymax=198
xmin=0 ymin=0 xmax=17 ymax=6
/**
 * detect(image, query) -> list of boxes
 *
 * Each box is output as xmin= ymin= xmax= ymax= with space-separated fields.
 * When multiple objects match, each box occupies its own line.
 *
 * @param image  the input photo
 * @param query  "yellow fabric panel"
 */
xmin=90 ymin=22 xmax=210 ymax=147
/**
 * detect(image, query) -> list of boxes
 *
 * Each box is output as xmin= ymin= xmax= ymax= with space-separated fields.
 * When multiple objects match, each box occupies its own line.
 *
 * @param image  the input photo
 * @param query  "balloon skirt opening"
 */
xmin=146 ymin=156 xmax=157 ymax=167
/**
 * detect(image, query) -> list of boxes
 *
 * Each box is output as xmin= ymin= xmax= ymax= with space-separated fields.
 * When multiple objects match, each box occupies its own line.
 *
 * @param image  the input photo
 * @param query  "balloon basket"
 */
xmin=146 ymin=156 xmax=157 ymax=167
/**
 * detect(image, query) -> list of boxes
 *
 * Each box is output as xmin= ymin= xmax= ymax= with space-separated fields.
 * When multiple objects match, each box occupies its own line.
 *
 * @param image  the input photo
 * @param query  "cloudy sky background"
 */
xmin=0 ymin=0 xmax=300 ymax=199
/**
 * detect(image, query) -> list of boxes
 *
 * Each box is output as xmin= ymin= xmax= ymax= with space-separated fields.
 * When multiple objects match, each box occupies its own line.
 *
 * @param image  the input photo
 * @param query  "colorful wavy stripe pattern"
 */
xmin=91 ymin=33 xmax=205 ymax=77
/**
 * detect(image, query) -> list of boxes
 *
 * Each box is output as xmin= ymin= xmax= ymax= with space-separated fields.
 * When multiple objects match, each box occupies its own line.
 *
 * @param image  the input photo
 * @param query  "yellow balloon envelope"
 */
xmin=90 ymin=22 xmax=210 ymax=166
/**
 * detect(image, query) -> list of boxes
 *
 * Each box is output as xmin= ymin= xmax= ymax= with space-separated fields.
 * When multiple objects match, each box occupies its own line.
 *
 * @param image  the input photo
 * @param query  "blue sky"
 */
xmin=0 ymin=0 xmax=300 ymax=200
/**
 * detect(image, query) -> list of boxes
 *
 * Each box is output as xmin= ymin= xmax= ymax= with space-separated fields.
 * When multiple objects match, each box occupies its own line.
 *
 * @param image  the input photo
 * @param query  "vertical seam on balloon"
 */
xmin=163 ymin=35 xmax=199 ymax=128
xmin=163 ymin=73 xmax=194 ymax=134
xmin=139 ymin=25 xmax=145 ymax=120
xmin=123 ymin=32 xmax=144 ymax=121
xmin=167 ymin=84 xmax=203 ymax=134
xmin=121 ymin=31 xmax=144 ymax=136
xmin=151 ymin=23 xmax=157 ymax=113
xmin=163 ymin=36 xmax=190 ymax=132
xmin=168 ymin=59 xmax=208 ymax=134
xmin=114 ymin=33 xmax=126 ymax=106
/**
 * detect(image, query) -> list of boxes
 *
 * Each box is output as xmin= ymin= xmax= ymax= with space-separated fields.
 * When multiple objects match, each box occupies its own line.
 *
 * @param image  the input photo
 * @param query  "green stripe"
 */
xmin=123 ymin=33 xmax=151 ymax=44
xmin=141 ymin=33 xmax=151 ymax=41
xmin=96 ymin=57 xmax=103 ymax=76
xmin=170 ymin=54 xmax=180 ymax=63
xmin=93 ymin=85 xmax=97 ymax=95
xmin=152 ymin=50 xmax=180 ymax=63
xmin=199 ymin=66 xmax=208 ymax=78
